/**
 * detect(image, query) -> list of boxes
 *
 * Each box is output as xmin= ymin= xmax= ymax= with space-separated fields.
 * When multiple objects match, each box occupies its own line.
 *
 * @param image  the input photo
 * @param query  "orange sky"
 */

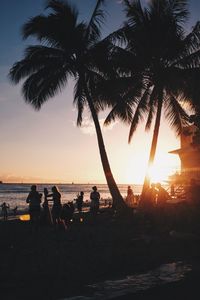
xmin=0 ymin=79 xmax=180 ymax=184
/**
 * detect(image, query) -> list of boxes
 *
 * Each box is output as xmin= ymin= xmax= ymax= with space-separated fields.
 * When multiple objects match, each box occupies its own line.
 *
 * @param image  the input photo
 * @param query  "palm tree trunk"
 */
xmin=83 ymin=83 xmax=126 ymax=210
xmin=141 ymin=93 xmax=163 ymax=198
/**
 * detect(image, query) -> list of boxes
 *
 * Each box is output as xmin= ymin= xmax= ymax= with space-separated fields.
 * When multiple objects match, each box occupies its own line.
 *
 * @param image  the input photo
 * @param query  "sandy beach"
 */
xmin=1 ymin=204 xmax=200 ymax=300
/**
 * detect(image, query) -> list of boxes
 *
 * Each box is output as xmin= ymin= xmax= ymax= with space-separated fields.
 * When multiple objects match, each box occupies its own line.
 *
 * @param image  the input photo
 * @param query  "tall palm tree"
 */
xmin=103 ymin=0 xmax=200 ymax=193
xmin=9 ymin=0 xmax=126 ymax=209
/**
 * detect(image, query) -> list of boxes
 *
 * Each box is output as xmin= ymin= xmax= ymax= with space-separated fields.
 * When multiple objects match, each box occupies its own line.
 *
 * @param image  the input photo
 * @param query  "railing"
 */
xmin=168 ymin=184 xmax=186 ymax=201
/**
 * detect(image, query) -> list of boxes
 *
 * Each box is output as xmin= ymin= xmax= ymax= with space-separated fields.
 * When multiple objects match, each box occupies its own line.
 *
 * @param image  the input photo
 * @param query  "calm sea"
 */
xmin=0 ymin=183 xmax=143 ymax=210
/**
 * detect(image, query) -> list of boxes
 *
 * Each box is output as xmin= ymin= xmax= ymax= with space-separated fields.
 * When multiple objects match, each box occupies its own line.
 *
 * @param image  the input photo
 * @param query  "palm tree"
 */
xmin=103 ymin=0 xmax=200 ymax=193
xmin=9 ymin=0 xmax=126 ymax=210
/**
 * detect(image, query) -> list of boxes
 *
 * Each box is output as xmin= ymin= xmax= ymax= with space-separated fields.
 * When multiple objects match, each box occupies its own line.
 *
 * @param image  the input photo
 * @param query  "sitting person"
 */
xmin=76 ymin=191 xmax=84 ymax=213
xmin=60 ymin=202 xmax=74 ymax=226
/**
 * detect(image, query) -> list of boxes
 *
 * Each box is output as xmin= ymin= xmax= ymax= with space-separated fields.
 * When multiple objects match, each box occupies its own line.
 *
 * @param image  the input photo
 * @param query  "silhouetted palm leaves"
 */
xmin=9 ymin=0 xmax=126 ymax=209
xmin=102 ymin=0 xmax=200 ymax=190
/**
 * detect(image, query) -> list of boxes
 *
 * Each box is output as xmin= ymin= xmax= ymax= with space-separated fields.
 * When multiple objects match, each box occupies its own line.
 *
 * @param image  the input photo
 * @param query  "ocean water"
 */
xmin=0 ymin=183 xmax=143 ymax=210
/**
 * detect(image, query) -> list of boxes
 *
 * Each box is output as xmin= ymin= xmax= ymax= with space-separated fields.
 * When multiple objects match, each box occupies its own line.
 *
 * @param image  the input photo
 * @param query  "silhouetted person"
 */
xmin=126 ymin=186 xmax=134 ymax=207
xmin=156 ymin=183 xmax=169 ymax=207
xmin=134 ymin=195 xmax=140 ymax=205
xmin=42 ymin=188 xmax=53 ymax=225
xmin=1 ymin=202 xmax=9 ymax=221
xmin=26 ymin=185 xmax=41 ymax=231
xmin=139 ymin=184 xmax=156 ymax=225
xmin=13 ymin=206 xmax=18 ymax=216
xmin=60 ymin=201 xmax=75 ymax=229
xmin=47 ymin=186 xmax=62 ymax=226
xmin=148 ymin=183 xmax=157 ymax=206
xmin=61 ymin=203 xmax=71 ymax=226
xmin=69 ymin=201 xmax=75 ymax=216
xmin=76 ymin=191 xmax=84 ymax=213
xmin=90 ymin=186 xmax=100 ymax=215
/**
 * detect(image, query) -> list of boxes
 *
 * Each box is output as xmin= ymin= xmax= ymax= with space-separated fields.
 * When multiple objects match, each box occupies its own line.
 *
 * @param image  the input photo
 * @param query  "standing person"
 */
xmin=47 ymin=186 xmax=62 ymax=226
xmin=126 ymin=186 xmax=134 ymax=207
xmin=1 ymin=202 xmax=10 ymax=221
xmin=76 ymin=191 xmax=84 ymax=213
xmin=42 ymin=188 xmax=53 ymax=225
xmin=139 ymin=183 xmax=156 ymax=225
xmin=148 ymin=183 xmax=157 ymax=206
xmin=156 ymin=183 xmax=169 ymax=207
xmin=90 ymin=186 xmax=100 ymax=215
xmin=26 ymin=185 xmax=41 ymax=231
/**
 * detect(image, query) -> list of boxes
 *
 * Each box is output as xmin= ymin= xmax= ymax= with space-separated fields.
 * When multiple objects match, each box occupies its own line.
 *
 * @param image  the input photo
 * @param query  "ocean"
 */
xmin=0 ymin=183 xmax=143 ymax=211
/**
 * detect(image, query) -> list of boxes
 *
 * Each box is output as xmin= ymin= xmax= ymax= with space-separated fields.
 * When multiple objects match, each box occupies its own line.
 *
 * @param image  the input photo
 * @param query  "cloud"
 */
xmin=0 ymin=173 xmax=63 ymax=184
xmin=73 ymin=116 xmax=119 ymax=136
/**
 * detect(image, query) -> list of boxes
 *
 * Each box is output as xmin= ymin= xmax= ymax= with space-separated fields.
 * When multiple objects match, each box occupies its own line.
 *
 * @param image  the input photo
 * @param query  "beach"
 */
xmin=1 ymin=0 xmax=200 ymax=299
xmin=0 ymin=183 xmax=143 ymax=212
xmin=1 ymin=202 xmax=200 ymax=300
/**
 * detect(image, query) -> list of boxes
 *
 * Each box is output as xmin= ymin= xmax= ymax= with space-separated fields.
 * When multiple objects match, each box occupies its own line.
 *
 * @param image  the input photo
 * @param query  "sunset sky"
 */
xmin=0 ymin=0 xmax=200 ymax=184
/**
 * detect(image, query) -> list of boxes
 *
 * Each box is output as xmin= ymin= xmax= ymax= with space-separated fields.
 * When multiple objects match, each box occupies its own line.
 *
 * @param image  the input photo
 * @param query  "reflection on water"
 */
xmin=0 ymin=183 xmax=143 ymax=210
xmin=64 ymin=261 xmax=191 ymax=300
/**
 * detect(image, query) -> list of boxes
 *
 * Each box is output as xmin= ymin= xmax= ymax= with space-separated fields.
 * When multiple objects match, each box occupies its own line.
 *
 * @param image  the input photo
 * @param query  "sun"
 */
xmin=147 ymin=164 xmax=170 ymax=184
xmin=120 ymin=151 xmax=180 ymax=184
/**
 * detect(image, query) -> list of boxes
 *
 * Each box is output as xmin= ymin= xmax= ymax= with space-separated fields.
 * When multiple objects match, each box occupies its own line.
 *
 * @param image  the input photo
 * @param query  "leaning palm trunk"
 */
xmin=83 ymin=84 xmax=126 ymax=210
xmin=141 ymin=94 xmax=163 ymax=199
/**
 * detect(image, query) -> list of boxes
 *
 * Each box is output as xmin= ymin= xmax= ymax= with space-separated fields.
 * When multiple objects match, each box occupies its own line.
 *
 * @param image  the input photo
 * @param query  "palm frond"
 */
xmin=103 ymin=27 xmax=127 ymax=48
xmin=124 ymin=0 xmax=148 ymax=28
xmin=128 ymin=87 xmax=150 ymax=143
xmin=171 ymin=21 xmax=200 ymax=67
xmin=22 ymin=0 xmax=79 ymax=49
xmin=166 ymin=0 xmax=188 ymax=24
xmin=21 ymin=65 xmax=68 ymax=110
xmin=9 ymin=45 xmax=66 ymax=84
xmin=73 ymin=78 xmax=87 ymax=126
xmin=86 ymin=0 xmax=105 ymax=45
xmin=145 ymin=86 xmax=158 ymax=131
xmin=164 ymin=93 xmax=189 ymax=136
xmin=45 ymin=0 xmax=77 ymax=20
xmin=184 ymin=21 xmax=200 ymax=51
xmin=104 ymin=97 xmax=133 ymax=126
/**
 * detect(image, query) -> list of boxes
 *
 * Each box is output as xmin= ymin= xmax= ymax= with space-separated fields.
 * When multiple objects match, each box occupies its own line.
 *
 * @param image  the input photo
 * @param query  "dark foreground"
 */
xmin=1 ymin=204 xmax=200 ymax=300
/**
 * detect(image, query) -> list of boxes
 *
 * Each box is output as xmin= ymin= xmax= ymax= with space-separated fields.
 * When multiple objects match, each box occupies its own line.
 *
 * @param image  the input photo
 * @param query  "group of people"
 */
xmin=26 ymin=185 xmax=74 ymax=230
xmin=25 ymin=184 xmax=101 ymax=231
xmin=125 ymin=183 xmax=170 ymax=209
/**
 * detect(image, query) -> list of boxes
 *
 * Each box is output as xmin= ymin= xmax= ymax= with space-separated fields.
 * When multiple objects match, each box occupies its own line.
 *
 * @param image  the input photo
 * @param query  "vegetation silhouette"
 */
xmin=101 ymin=0 xmax=200 ymax=195
xmin=9 ymin=0 xmax=126 ymax=210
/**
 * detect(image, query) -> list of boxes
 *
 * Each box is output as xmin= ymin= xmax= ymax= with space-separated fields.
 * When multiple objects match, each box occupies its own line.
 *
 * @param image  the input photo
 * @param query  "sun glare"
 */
xmin=121 ymin=151 xmax=180 ymax=184
xmin=146 ymin=157 xmax=180 ymax=184
xmin=147 ymin=165 xmax=168 ymax=183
